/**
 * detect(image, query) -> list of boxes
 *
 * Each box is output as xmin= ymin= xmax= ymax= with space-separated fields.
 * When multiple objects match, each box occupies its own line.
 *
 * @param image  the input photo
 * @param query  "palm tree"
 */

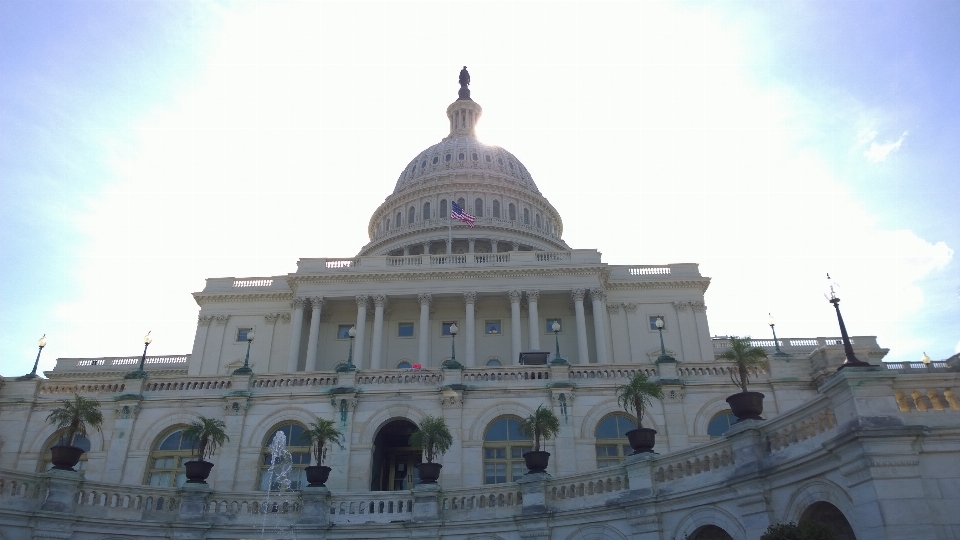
xmin=46 ymin=394 xmax=103 ymax=447
xmin=518 ymin=404 xmax=560 ymax=452
xmin=409 ymin=415 xmax=453 ymax=463
xmin=182 ymin=416 xmax=229 ymax=463
xmin=300 ymin=418 xmax=344 ymax=466
xmin=616 ymin=372 xmax=664 ymax=427
xmin=718 ymin=336 xmax=769 ymax=393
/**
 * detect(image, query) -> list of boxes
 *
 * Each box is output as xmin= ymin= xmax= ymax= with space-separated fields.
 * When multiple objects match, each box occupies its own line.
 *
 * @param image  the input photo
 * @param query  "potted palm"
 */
xmin=409 ymin=415 xmax=453 ymax=484
xmin=616 ymin=372 xmax=664 ymax=454
xmin=518 ymin=404 xmax=560 ymax=474
xmin=45 ymin=394 xmax=103 ymax=471
xmin=719 ymin=336 xmax=770 ymax=422
xmin=300 ymin=417 xmax=344 ymax=487
xmin=182 ymin=416 xmax=229 ymax=484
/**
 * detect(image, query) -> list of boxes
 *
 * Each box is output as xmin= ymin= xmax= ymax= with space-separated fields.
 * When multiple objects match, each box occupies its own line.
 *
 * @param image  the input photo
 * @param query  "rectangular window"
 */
xmin=337 ymin=325 xmax=354 ymax=339
xmin=441 ymin=321 xmax=458 ymax=336
xmin=237 ymin=328 xmax=252 ymax=342
xmin=545 ymin=318 xmax=562 ymax=334
xmin=398 ymin=322 xmax=414 ymax=338
xmin=649 ymin=316 xmax=666 ymax=331
xmin=485 ymin=320 xmax=502 ymax=335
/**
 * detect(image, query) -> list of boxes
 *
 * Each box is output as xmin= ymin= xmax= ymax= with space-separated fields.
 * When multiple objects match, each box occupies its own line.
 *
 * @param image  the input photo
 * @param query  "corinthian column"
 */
xmin=509 ymin=290 xmax=522 ymax=364
xmin=590 ymin=288 xmax=610 ymax=364
xmin=370 ymin=295 xmax=386 ymax=369
xmin=354 ymin=295 xmax=369 ymax=369
xmin=418 ymin=293 xmax=432 ymax=366
xmin=463 ymin=292 xmax=476 ymax=366
xmin=526 ymin=290 xmax=541 ymax=350
xmin=288 ymin=298 xmax=307 ymax=372
xmin=572 ymin=289 xmax=589 ymax=364
xmin=305 ymin=297 xmax=324 ymax=371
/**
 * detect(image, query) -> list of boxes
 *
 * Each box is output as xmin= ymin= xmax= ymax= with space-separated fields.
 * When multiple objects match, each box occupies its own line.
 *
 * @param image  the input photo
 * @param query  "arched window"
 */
xmin=707 ymin=411 xmax=737 ymax=437
xmin=475 ymin=198 xmax=484 ymax=217
xmin=492 ymin=200 xmax=500 ymax=218
xmin=595 ymin=414 xmax=635 ymax=468
xmin=396 ymin=211 xmax=402 ymax=227
xmin=146 ymin=427 xmax=192 ymax=487
xmin=386 ymin=218 xmax=391 ymax=230
xmin=408 ymin=206 xmax=416 ymax=224
xmin=483 ymin=417 xmax=531 ymax=484
xmin=536 ymin=214 xmax=542 ymax=228
xmin=397 ymin=360 xmax=412 ymax=369
xmin=40 ymin=433 xmax=91 ymax=474
xmin=260 ymin=423 xmax=311 ymax=491
xmin=423 ymin=202 xmax=431 ymax=220
xmin=523 ymin=208 xmax=530 ymax=224
xmin=486 ymin=358 xmax=502 ymax=366
xmin=440 ymin=199 xmax=448 ymax=218
xmin=457 ymin=197 xmax=465 ymax=209
xmin=508 ymin=203 xmax=516 ymax=221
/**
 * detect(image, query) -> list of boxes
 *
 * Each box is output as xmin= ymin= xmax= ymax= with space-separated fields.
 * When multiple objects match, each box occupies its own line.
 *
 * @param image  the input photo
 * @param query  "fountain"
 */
xmin=260 ymin=431 xmax=297 ymax=539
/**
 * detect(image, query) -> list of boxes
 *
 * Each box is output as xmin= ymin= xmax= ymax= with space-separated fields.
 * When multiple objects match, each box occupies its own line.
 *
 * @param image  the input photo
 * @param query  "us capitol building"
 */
xmin=1 ymin=69 xmax=958 ymax=540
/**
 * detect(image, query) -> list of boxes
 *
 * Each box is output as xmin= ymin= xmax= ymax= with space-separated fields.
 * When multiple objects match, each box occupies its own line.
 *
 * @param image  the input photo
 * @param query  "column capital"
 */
xmin=526 ymin=290 xmax=540 ymax=302
xmin=606 ymin=303 xmax=621 ymax=314
xmin=589 ymin=288 xmax=606 ymax=301
xmin=265 ymin=313 xmax=280 ymax=324
xmin=292 ymin=297 xmax=308 ymax=309
xmin=310 ymin=297 xmax=325 ymax=309
xmin=198 ymin=315 xmax=214 ymax=327
xmin=623 ymin=302 xmax=638 ymax=313
xmin=418 ymin=292 xmax=432 ymax=306
xmin=463 ymin=292 xmax=477 ymax=304
xmin=508 ymin=290 xmax=522 ymax=303
xmin=215 ymin=314 xmax=230 ymax=325
xmin=356 ymin=294 xmax=369 ymax=308
xmin=373 ymin=294 xmax=387 ymax=307
xmin=571 ymin=289 xmax=586 ymax=302
xmin=691 ymin=301 xmax=707 ymax=312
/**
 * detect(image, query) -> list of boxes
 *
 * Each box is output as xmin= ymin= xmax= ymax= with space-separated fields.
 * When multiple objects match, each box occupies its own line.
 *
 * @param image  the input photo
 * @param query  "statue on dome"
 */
xmin=458 ymin=66 xmax=472 ymax=100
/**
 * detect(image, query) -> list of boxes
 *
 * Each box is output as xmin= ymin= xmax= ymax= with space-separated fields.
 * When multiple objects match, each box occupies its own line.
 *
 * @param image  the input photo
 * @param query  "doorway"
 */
xmin=370 ymin=419 xmax=421 ymax=491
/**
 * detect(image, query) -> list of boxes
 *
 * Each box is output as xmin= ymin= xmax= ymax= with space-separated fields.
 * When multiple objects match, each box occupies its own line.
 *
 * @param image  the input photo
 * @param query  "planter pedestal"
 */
xmin=305 ymin=465 xmax=332 ymax=487
xmin=522 ymin=450 xmax=551 ymax=474
xmin=726 ymin=391 xmax=765 ymax=422
xmin=416 ymin=462 xmax=442 ymax=484
xmin=50 ymin=445 xmax=85 ymax=471
xmin=184 ymin=460 xmax=215 ymax=484
xmin=625 ymin=427 xmax=658 ymax=454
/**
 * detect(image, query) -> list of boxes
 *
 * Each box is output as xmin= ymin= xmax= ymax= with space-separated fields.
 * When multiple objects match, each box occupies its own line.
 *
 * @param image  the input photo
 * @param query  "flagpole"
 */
xmin=448 ymin=216 xmax=452 ymax=255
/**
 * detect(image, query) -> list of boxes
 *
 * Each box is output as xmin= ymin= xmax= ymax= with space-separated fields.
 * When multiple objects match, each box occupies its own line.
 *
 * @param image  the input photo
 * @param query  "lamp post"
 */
xmin=17 ymin=334 xmax=47 ymax=380
xmin=337 ymin=326 xmax=358 ymax=372
xmin=233 ymin=331 xmax=255 ymax=375
xmin=921 ymin=352 xmax=932 ymax=371
xmin=125 ymin=331 xmax=153 ymax=379
xmin=441 ymin=323 xmax=463 ymax=369
xmin=550 ymin=321 xmax=567 ymax=365
xmin=655 ymin=317 xmax=675 ymax=363
xmin=825 ymin=274 xmax=872 ymax=370
xmin=767 ymin=313 xmax=789 ymax=357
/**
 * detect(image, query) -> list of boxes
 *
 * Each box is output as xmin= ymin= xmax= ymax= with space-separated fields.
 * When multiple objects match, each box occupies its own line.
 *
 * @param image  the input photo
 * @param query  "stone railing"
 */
xmin=329 ymin=492 xmax=413 ymax=523
xmin=759 ymin=396 xmax=838 ymax=454
xmin=52 ymin=355 xmax=191 ymax=373
xmin=675 ymin=363 xmax=768 ymax=382
xmin=652 ymin=438 xmax=736 ymax=485
xmin=461 ymin=366 xmax=551 ymax=384
xmin=75 ymin=484 xmax=180 ymax=518
xmin=570 ymin=367 xmax=656 ymax=380
xmin=367 ymin=215 xmax=565 ymax=245
xmin=144 ymin=378 xmax=233 ymax=392
xmin=711 ymin=336 xmax=881 ymax=355
xmin=545 ymin=468 xmax=628 ymax=510
xmin=356 ymin=371 xmax=442 ymax=386
xmin=883 ymin=361 xmax=952 ymax=373
xmin=440 ymin=484 xmax=523 ymax=515
xmin=251 ymin=374 xmax=339 ymax=389
xmin=39 ymin=381 xmax=127 ymax=395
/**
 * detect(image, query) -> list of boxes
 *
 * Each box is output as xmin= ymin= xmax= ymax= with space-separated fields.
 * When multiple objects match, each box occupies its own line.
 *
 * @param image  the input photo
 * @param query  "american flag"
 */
xmin=450 ymin=201 xmax=476 ymax=227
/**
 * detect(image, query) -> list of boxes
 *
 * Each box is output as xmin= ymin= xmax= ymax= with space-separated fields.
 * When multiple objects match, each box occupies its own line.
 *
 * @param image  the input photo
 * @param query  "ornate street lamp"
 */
xmin=337 ymin=326 xmax=358 ymax=372
xmin=125 ymin=331 xmax=153 ymax=379
xmin=921 ymin=352 xmax=932 ymax=370
xmin=17 ymin=334 xmax=47 ymax=380
xmin=550 ymin=321 xmax=567 ymax=365
xmin=442 ymin=323 xmax=463 ymax=369
xmin=767 ymin=313 xmax=789 ymax=357
xmin=233 ymin=330 xmax=255 ymax=375
xmin=825 ymin=274 xmax=871 ymax=370
xmin=655 ymin=317 xmax=675 ymax=363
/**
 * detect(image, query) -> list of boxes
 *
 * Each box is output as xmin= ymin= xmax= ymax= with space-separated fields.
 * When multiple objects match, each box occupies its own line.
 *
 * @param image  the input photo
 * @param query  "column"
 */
xmin=418 ymin=293 xmax=432 ymax=365
xmin=692 ymin=302 xmax=715 ymax=361
xmin=354 ymin=295 xmax=369 ymax=370
xmin=370 ymin=295 xmax=386 ymax=369
xmin=674 ymin=302 xmax=696 ymax=362
xmin=590 ymin=288 xmax=610 ymax=364
xmin=468 ymin=238 xmax=476 ymax=253
xmin=464 ymin=292 xmax=476 ymax=366
xmin=526 ymin=290 xmax=541 ymax=350
xmin=189 ymin=315 xmax=213 ymax=376
xmin=422 ymin=242 xmax=431 ymax=255
xmin=447 ymin=238 xmax=452 ymax=254
xmin=491 ymin=240 xmax=499 ymax=253
xmin=305 ymin=297 xmax=324 ymax=371
xmin=509 ymin=290 xmax=522 ymax=363
xmin=403 ymin=246 xmax=409 ymax=255
xmin=512 ymin=242 xmax=520 ymax=251
xmin=572 ymin=289 xmax=590 ymax=364
xmin=287 ymin=298 xmax=307 ymax=372
xmin=623 ymin=303 xmax=643 ymax=363
xmin=262 ymin=313 xmax=280 ymax=370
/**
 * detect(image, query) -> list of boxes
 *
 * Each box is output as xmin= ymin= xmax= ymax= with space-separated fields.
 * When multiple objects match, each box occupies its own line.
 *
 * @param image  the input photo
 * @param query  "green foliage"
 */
xmin=409 ymin=415 xmax=453 ymax=463
xmin=46 ymin=394 xmax=103 ymax=446
xmin=518 ymin=404 xmax=561 ymax=452
xmin=300 ymin=418 xmax=344 ymax=465
xmin=716 ymin=336 xmax=769 ymax=393
xmin=616 ymin=371 xmax=664 ymax=425
xmin=182 ymin=416 xmax=230 ymax=463
xmin=760 ymin=521 xmax=837 ymax=540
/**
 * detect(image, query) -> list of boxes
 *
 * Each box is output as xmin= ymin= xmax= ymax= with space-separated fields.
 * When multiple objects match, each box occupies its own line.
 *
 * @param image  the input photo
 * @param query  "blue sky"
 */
xmin=1 ymin=1 xmax=957 ymax=377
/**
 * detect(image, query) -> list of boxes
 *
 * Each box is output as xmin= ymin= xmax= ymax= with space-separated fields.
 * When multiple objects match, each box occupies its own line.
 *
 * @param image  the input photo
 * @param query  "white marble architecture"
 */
xmin=1 ymin=71 xmax=959 ymax=540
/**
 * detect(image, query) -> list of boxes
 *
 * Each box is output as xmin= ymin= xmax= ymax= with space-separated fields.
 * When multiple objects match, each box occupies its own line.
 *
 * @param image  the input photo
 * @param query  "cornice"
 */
xmin=286 ymin=265 xmax=612 ymax=285
xmin=193 ymin=291 xmax=294 ymax=306
xmin=605 ymin=278 xmax=712 ymax=293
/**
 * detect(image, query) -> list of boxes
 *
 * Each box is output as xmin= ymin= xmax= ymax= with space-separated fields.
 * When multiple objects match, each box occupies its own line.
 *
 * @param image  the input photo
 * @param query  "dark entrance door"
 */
xmin=370 ymin=419 xmax=421 ymax=491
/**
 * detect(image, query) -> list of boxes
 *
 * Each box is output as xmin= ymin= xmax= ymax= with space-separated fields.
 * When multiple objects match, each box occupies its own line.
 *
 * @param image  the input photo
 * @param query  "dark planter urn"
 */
xmin=522 ymin=450 xmax=551 ymax=474
xmin=50 ymin=445 xmax=85 ymax=471
xmin=416 ymin=462 xmax=442 ymax=484
xmin=184 ymin=460 xmax=215 ymax=484
xmin=726 ymin=391 xmax=765 ymax=422
xmin=305 ymin=465 xmax=332 ymax=487
xmin=625 ymin=427 xmax=658 ymax=454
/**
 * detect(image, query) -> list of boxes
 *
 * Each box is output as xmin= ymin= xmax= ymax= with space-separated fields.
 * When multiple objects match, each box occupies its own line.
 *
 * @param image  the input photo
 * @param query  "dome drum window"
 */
xmin=445 ymin=154 xmax=452 ymax=162
xmin=472 ymin=152 xmax=479 ymax=161
xmin=432 ymin=157 xmax=439 ymax=165
xmin=458 ymin=152 xmax=465 ymax=160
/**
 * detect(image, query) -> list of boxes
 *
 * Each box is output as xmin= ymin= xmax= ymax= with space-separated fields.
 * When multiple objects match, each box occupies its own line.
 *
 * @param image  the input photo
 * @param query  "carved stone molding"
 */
xmin=525 ymin=290 xmax=540 ymax=302
xmin=589 ymin=288 xmax=606 ymax=301
xmin=114 ymin=404 xmax=141 ymax=419
xmin=674 ymin=301 xmax=689 ymax=312
xmin=623 ymin=302 xmax=638 ymax=313
xmin=372 ymin=294 xmax=387 ymax=308
xmin=356 ymin=295 xmax=369 ymax=308
xmin=463 ymin=292 xmax=477 ymax=304
xmin=440 ymin=393 xmax=463 ymax=407
xmin=224 ymin=398 xmax=250 ymax=416
xmin=265 ymin=313 xmax=280 ymax=324
xmin=508 ymin=290 xmax=522 ymax=303
xmin=215 ymin=315 xmax=230 ymax=326
xmin=691 ymin=301 xmax=707 ymax=312
xmin=279 ymin=313 xmax=291 ymax=323
xmin=418 ymin=292 xmax=432 ymax=306
xmin=197 ymin=315 xmax=214 ymax=327
xmin=571 ymin=288 xmax=586 ymax=302
xmin=606 ymin=303 xmax=621 ymax=314
xmin=310 ymin=297 xmax=325 ymax=310
xmin=291 ymin=297 xmax=308 ymax=309
xmin=662 ymin=387 xmax=684 ymax=403
xmin=330 ymin=396 xmax=359 ymax=411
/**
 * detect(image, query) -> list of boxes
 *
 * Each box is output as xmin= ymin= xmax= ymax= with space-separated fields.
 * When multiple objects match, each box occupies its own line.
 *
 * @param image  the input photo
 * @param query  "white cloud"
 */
xmin=864 ymin=131 xmax=908 ymax=162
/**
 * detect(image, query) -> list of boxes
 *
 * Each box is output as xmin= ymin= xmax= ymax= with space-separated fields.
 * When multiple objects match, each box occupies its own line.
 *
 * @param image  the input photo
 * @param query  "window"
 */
xmin=458 ymin=152 xmax=465 ymax=160
xmin=545 ymin=318 xmax=562 ymax=333
xmin=445 ymin=153 xmax=451 ymax=162
xmin=398 ymin=322 xmax=414 ymax=338
xmin=147 ymin=428 xmax=192 ymax=487
xmin=486 ymin=358 xmax=502 ymax=367
xmin=509 ymin=203 xmax=516 ymax=221
xmin=595 ymin=414 xmax=635 ymax=468
xmin=472 ymin=152 xmax=479 ymax=161
xmin=420 ymin=159 xmax=427 ymax=169
xmin=408 ymin=206 xmax=416 ymax=224
xmin=237 ymin=327 xmax=253 ymax=342
xmin=40 ymin=433 xmax=91 ymax=473
xmin=536 ymin=214 xmax=541 ymax=228
xmin=396 ymin=211 xmax=402 ymax=227
xmin=397 ymin=360 xmax=412 ymax=369
xmin=523 ymin=208 xmax=530 ymax=224
xmin=260 ymin=423 xmax=311 ymax=491
xmin=492 ymin=200 xmax=500 ymax=218
xmin=440 ymin=199 xmax=448 ymax=218
xmin=475 ymin=198 xmax=483 ymax=217
xmin=441 ymin=321 xmax=458 ymax=336
xmin=457 ymin=197 xmax=465 ymax=209
xmin=483 ymin=417 xmax=531 ymax=484
xmin=485 ymin=320 xmax=502 ymax=335
xmin=485 ymin=154 xmax=492 ymax=163
xmin=707 ymin=411 xmax=737 ymax=437
xmin=432 ymin=156 xmax=439 ymax=164
xmin=337 ymin=325 xmax=354 ymax=339
xmin=423 ymin=202 xmax=431 ymax=220
xmin=386 ymin=218 xmax=391 ymax=230
xmin=649 ymin=316 xmax=666 ymax=331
